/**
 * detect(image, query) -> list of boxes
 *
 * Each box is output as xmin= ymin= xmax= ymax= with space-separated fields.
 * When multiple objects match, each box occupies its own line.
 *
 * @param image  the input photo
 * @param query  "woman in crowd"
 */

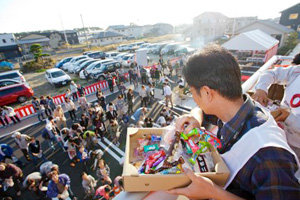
xmin=96 ymin=159 xmax=112 ymax=185
xmin=65 ymin=97 xmax=77 ymax=122
xmin=2 ymin=106 xmax=21 ymax=124
xmin=127 ymin=89 xmax=134 ymax=114
xmin=53 ymin=105 xmax=67 ymax=129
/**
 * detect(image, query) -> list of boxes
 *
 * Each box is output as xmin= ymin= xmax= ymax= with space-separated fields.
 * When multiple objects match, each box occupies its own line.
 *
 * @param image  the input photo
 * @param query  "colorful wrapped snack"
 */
xmin=189 ymin=141 xmax=210 ymax=164
xmin=151 ymin=134 xmax=162 ymax=142
xmin=144 ymin=144 xmax=159 ymax=153
xmin=190 ymin=128 xmax=222 ymax=149
xmin=196 ymin=152 xmax=215 ymax=172
xmin=144 ymin=150 xmax=166 ymax=174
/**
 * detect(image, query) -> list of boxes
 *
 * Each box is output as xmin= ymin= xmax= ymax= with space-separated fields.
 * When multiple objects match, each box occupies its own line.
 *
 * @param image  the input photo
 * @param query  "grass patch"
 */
xmin=35 ymin=68 xmax=47 ymax=73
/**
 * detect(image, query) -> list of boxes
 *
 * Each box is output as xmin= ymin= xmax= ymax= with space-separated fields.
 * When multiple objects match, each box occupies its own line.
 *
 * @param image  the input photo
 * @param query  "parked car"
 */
xmin=117 ymin=44 xmax=131 ymax=52
xmin=0 ymin=70 xmax=26 ymax=83
xmin=45 ymin=68 xmax=72 ymax=87
xmin=146 ymin=44 xmax=158 ymax=53
xmin=55 ymin=57 xmax=73 ymax=68
xmin=174 ymin=46 xmax=196 ymax=56
xmin=68 ymin=58 xmax=91 ymax=73
xmin=74 ymin=59 xmax=99 ymax=74
xmin=79 ymin=59 xmax=113 ymax=79
xmin=114 ymin=53 xmax=128 ymax=63
xmin=90 ymin=61 xmax=122 ymax=80
xmin=128 ymin=41 xmax=145 ymax=52
xmin=0 ymin=79 xmax=20 ymax=88
xmin=161 ymin=43 xmax=181 ymax=55
xmin=152 ymin=43 xmax=168 ymax=54
xmin=0 ymin=82 xmax=34 ymax=106
xmin=62 ymin=55 xmax=88 ymax=71
xmin=87 ymin=51 xmax=106 ymax=59
xmin=122 ymin=54 xmax=136 ymax=68
xmin=105 ymin=52 xmax=120 ymax=59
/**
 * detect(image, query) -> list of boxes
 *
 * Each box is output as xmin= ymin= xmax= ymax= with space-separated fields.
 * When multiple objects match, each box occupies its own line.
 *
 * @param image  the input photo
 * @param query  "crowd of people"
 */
xmin=0 ymin=54 xmax=187 ymax=199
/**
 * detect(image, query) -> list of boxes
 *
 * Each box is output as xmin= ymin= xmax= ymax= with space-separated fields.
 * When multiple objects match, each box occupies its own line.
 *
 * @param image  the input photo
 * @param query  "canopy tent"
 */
xmin=222 ymin=29 xmax=279 ymax=62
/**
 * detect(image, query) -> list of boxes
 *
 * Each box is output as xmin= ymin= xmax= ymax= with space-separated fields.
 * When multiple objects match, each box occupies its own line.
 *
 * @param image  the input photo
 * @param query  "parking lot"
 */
xmin=7 ymin=44 xmax=180 ymax=108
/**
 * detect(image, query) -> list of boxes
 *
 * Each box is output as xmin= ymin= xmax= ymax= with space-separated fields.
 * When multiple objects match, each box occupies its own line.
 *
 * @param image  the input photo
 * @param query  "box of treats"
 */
xmin=122 ymin=128 xmax=230 ymax=192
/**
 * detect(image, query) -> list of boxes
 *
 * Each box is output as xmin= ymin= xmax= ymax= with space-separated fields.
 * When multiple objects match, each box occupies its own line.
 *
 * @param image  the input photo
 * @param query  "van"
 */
xmin=161 ymin=43 xmax=181 ymax=55
xmin=0 ymin=83 xmax=34 ymax=106
xmin=0 ymin=70 xmax=26 ymax=83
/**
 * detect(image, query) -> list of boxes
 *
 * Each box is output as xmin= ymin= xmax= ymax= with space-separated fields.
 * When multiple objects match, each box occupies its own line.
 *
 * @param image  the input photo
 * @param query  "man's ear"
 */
xmin=201 ymin=86 xmax=213 ymax=101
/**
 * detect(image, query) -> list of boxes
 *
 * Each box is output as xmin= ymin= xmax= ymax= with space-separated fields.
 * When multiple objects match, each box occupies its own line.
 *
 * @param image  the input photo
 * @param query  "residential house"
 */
xmin=279 ymin=3 xmax=300 ymax=33
xmin=235 ymin=20 xmax=294 ymax=47
xmin=59 ymin=30 xmax=79 ymax=45
xmin=0 ymin=33 xmax=22 ymax=59
xmin=225 ymin=16 xmax=258 ymax=36
xmin=142 ymin=25 xmax=154 ymax=36
xmin=192 ymin=12 xmax=228 ymax=43
xmin=89 ymin=31 xmax=124 ymax=46
xmin=18 ymin=34 xmax=51 ymax=54
xmin=107 ymin=25 xmax=128 ymax=36
xmin=152 ymin=23 xmax=173 ymax=35
xmin=107 ymin=25 xmax=143 ymax=39
xmin=40 ymin=31 xmax=63 ymax=49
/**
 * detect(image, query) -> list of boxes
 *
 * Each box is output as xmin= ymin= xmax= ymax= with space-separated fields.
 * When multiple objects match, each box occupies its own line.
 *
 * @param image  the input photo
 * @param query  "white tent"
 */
xmin=222 ymin=29 xmax=279 ymax=51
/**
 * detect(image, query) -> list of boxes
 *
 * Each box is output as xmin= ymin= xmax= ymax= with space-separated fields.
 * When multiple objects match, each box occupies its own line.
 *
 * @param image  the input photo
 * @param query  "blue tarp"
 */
xmin=0 ymin=61 xmax=14 ymax=69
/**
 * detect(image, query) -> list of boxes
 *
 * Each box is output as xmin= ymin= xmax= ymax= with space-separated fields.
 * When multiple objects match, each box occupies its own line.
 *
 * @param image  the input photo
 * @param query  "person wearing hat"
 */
xmin=12 ymin=132 xmax=31 ymax=162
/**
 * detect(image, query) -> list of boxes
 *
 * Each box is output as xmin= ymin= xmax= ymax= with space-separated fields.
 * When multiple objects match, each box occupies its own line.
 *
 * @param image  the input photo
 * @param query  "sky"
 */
xmin=0 ymin=0 xmax=299 ymax=33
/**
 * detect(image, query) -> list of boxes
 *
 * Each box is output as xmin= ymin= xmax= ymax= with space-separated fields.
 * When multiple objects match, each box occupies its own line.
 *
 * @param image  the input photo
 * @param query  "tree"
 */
xmin=277 ymin=32 xmax=299 ymax=55
xmin=29 ymin=44 xmax=49 ymax=62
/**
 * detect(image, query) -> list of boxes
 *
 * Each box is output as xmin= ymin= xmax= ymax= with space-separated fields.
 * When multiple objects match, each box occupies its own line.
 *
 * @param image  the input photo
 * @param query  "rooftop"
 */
xmin=236 ymin=20 xmax=294 ymax=33
xmin=91 ymin=31 xmax=124 ymax=39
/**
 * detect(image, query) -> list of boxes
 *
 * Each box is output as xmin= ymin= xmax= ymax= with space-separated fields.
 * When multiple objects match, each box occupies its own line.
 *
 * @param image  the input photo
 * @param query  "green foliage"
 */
xmin=0 ymin=66 xmax=11 ymax=72
xmin=277 ymin=32 xmax=299 ymax=55
xmin=35 ymin=68 xmax=47 ymax=73
xmin=23 ymin=58 xmax=55 ymax=72
xmin=30 ymin=44 xmax=43 ymax=61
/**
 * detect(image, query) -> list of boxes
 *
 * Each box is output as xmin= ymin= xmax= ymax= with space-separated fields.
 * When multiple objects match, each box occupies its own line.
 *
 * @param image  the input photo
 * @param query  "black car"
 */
xmin=91 ymin=61 xmax=121 ymax=81
xmin=87 ymin=51 xmax=106 ymax=59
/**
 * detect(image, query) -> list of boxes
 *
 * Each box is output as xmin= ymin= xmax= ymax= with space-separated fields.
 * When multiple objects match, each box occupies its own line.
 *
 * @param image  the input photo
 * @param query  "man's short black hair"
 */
xmin=183 ymin=44 xmax=242 ymax=100
xmin=292 ymin=53 xmax=300 ymax=65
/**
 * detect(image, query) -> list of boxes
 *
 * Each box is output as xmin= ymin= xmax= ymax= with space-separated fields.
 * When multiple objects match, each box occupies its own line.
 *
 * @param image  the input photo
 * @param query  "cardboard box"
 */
xmin=122 ymin=128 xmax=230 ymax=192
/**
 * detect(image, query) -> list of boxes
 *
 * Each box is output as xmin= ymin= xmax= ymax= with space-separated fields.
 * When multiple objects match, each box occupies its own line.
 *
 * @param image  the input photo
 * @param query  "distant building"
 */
xmin=40 ymin=32 xmax=63 ymax=49
xmin=58 ymin=30 xmax=79 ymax=45
xmin=235 ymin=20 xmax=294 ymax=47
xmin=225 ymin=16 xmax=258 ymax=36
xmin=0 ymin=33 xmax=22 ymax=59
xmin=279 ymin=3 xmax=300 ymax=33
xmin=141 ymin=25 xmax=153 ymax=36
xmin=89 ymin=31 xmax=124 ymax=46
xmin=107 ymin=25 xmax=143 ymax=39
xmin=18 ymin=34 xmax=51 ymax=54
xmin=192 ymin=12 xmax=228 ymax=43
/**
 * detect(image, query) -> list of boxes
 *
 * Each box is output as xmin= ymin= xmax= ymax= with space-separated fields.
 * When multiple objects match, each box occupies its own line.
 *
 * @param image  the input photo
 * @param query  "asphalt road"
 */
xmin=0 ymin=87 xmax=188 ymax=200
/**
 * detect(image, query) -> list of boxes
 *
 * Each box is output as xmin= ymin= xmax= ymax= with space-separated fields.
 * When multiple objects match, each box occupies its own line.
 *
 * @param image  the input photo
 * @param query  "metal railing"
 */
xmin=241 ymin=55 xmax=293 ymax=93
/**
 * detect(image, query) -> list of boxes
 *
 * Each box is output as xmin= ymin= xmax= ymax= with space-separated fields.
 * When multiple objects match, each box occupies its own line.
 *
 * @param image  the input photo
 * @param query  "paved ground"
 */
xmin=0 ymin=77 xmax=192 ymax=199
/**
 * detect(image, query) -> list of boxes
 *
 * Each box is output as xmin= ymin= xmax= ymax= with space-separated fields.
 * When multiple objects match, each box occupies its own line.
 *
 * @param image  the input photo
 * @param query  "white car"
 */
xmin=68 ymin=58 xmax=91 ymax=73
xmin=114 ymin=53 xmax=128 ymax=63
xmin=74 ymin=59 xmax=99 ymax=74
xmin=117 ymin=44 xmax=131 ymax=52
xmin=122 ymin=54 xmax=136 ymax=68
xmin=45 ymin=68 xmax=71 ymax=87
xmin=105 ymin=52 xmax=120 ymax=59
xmin=79 ymin=59 xmax=113 ymax=79
xmin=62 ymin=55 xmax=88 ymax=71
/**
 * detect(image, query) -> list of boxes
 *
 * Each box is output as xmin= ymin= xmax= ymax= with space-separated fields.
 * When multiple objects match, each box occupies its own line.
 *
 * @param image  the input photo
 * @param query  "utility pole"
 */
xmin=80 ymin=14 xmax=89 ymax=49
xmin=59 ymin=13 xmax=69 ymax=49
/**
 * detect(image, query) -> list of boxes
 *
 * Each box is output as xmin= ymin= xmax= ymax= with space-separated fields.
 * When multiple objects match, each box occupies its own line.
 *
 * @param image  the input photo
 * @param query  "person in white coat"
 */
xmin=70 ymin=81 xmax=78 ymax=101
xmin=12 ymin=132 xmax=31 ymax=161
xmin=253 ymin=53 xmax=300 ymax=159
